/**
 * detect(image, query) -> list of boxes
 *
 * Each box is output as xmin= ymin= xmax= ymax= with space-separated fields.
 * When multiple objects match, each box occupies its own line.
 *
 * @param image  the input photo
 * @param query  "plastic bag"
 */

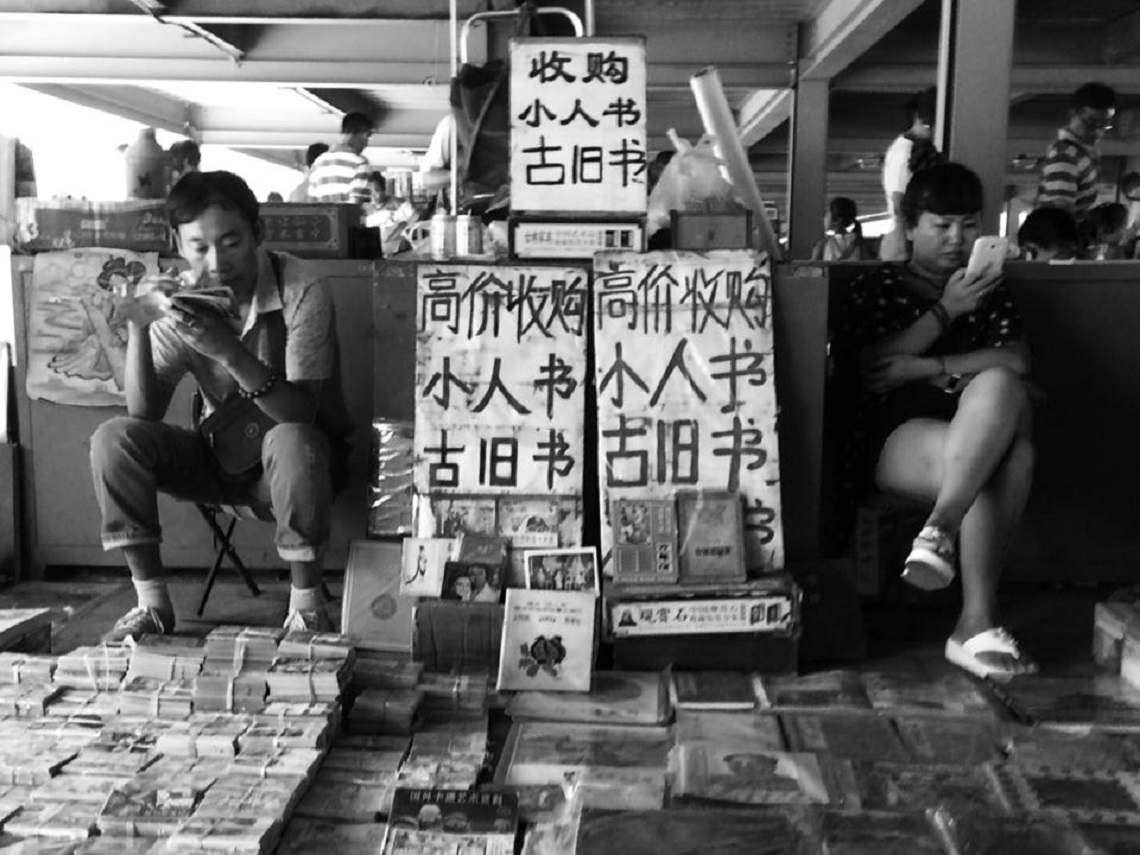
xmin=647 ymin=130 xmax=743 ymax=237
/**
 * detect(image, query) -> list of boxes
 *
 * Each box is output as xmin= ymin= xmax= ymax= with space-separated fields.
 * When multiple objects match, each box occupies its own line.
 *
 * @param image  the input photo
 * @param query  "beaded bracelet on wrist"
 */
xmin=238 ymin=369 xmax=279 ymax=401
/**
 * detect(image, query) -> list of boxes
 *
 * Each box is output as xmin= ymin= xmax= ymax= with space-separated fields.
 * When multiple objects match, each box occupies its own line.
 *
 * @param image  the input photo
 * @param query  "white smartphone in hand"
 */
xmin=966 ymin=236 xmax=1008 ymax=280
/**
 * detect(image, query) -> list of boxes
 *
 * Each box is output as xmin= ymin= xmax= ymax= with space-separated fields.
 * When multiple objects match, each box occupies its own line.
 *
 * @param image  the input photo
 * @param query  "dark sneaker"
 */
xmin=103 ymin=606 xmax=172 ymax=643
xmin=283 ymin=608 xmax=333 ymax=633
xmin=902 ymin=525 xmax=957 ymax=590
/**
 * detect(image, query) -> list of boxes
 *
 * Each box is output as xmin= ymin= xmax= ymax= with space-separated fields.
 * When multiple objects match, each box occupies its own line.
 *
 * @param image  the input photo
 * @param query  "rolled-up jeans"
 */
xmin=90 ymin=416 xmax=340 ymax=563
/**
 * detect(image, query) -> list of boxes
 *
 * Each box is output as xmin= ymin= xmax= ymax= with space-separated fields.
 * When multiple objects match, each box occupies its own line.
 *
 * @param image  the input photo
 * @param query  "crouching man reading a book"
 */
xmin=90 ymin=170 xmax=352 ymax=641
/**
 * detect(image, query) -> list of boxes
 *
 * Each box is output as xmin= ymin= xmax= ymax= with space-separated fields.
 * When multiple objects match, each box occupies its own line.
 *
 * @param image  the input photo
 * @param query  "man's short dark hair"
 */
xmin=903 ymin=87 xmax=938 ymax=125
xmin=341 ymin=111 xmax=374 ymax=136
xmin=1121 ymin=171 xmax=1140 ymax=197
xmin=166 ymin=170 xmax=259 ymax=230
xmin=369 ymin=171 xmax=386 ymax=193
xmin=305 ymin=142 xmax=329 ymax=168
xmin=901 ymin=161 xmax=984 ymax=229
xmin=1073 ymin=82 xmax=1116 ymax=112
xmin=168 ymin=140 xmax=201 ymax=169
xmin=1019 ymin=207 xmax=1078 ymax=252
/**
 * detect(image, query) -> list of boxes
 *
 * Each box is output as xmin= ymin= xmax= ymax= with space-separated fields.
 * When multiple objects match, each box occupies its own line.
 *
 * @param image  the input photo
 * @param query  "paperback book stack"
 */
xmin=127 ymin=635 xmax=207 ymax=682
xmin=54 ymin=644 xmax=131 ymax=691
xmin=398 ymin=724 xmax=487 ymax=791
xmin=154 ymin=713 xmax=249 ymax=758
xmin=301 ymin=736 xmax=407 ymax=821
xmin=265 ymin=656 xmax=351 ymax=704
xmin=0 ymin=652 xmax=56 ymax=685
xmin=277 ymin=631 xmax=356 ymax=664
xmin=194 ymin=627 xmax=282 ymax=714
xmin=0 ymin=735 xmax=77 ymax=785
xmin=352 ymin=655 xmax=423 ymax=691
xmin=96 ymin=761 xmax=223 ymax=837
xmin=166 ymin=814 xmax=283 ymax=855
xmin=204 ymin=626 xmax=285 ymax=665
xmin=116 ymin=676 xmax=194 ymax=718
xmin=348 ymin=688 xmax=423 ymax=735
xmin=0 ymin=682 xmax=61 ymax=718
xmin=418 ymin=669 xmax=491 ymax=714
xmin=380 ymin=788 xmax=520 ymax=855
xmin=237 ymin=719 xmax=332 ymax=756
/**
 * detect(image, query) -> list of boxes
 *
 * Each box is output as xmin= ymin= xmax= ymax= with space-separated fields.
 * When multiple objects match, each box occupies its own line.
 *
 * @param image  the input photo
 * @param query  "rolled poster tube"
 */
xmin=690 ymin=65 xmax=781 ymax=258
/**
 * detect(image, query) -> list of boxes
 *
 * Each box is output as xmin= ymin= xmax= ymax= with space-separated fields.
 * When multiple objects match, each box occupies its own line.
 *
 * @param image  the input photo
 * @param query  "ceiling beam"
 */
xmin=1105 ymin=9 xmax=1140 ymax=63
xmin=799 ymin=0 xmax=926 ymax=81
xmin=16 ymin=82 xmax=195 ymax=134
xmin=837 ymin=63 xmax=1140 ymax=96
xmin=739 ymin=89 xmax=793 ymax=148
xmin=749 ymin=135 xmax=1140 ymax=158
xmin=0 ymin=1 xmax=505 ymax=20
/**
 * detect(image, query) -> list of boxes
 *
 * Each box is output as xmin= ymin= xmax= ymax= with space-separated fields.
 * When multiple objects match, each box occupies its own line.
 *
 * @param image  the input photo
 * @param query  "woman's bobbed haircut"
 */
xmin=900 ymin=161 xmax=983 ymax=229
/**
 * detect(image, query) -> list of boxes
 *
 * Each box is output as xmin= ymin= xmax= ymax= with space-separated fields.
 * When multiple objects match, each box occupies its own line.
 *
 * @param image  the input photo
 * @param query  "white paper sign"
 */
xmin=510 ymin=37 xmax=648 ymax=215
xmin=594 ymin=251 xmax=785 ymax=574
xmin=414 ymin=264 xmax=588 ymax=499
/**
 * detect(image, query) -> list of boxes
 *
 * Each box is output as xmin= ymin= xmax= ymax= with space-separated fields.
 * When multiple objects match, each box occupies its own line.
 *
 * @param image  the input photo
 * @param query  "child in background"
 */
xmin=1017 ymin=207 xmax=1079 ymax=261
xmin=812 ymin=197 xmax=869 ymax=261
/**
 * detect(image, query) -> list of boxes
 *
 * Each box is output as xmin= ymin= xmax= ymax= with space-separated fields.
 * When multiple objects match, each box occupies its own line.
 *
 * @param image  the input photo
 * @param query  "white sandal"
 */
xmin=945 ymin=627 xmax=1038 ymax=680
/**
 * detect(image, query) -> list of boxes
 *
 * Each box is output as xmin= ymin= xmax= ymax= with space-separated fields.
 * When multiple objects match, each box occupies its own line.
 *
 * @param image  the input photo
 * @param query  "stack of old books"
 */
xmin=295 ymin=737 xmax=408 ymax=822
xmin=277 ymin=630 xmax=355 ymax=663
xmin=154 ymin=713 xmax=249 ymax=758
xmin=347 ymin=688 xmax=423 ymax=735
xmin=0 ymin=652 xmax=57 ymax=685
xmin=351 ymin=653 xmax=423 ymax=691
xmin=418 ymin=669 xmax=491 ymax=714
xmin=54 ymin=644 xmax=131 ymax=691
xmin=204 ymin=626 xmax=284 ymax=669
xmin=127 ymin=634 xmax=207 ymax=681
xmin=265 ymin=656 xmax=351 ymax=704
xmin=193 ymin=626 xmax=285 ymax=714
xmin=116 ymin=675 xmax=194 ymax=718
xmin=0 ymin=682 xmax=61 ymax=718
xmin=167 ymin=815 xmax=284 ymax=855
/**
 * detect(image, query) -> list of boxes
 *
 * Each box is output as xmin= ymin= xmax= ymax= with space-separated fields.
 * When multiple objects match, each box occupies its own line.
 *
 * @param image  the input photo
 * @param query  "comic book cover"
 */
xmin=381 ymin=788 xmax=520 ymax=855
xmin=400 ymin=538 xmax=454 ymax=599
xmin=675 ymin=743 xmax=829 ymax=805
xmin=611 ymin=498 xmax=678 ymax=585
xmin=505 ymin=671 xmax=668 ymax=726
xmin=675 ymin=490 xmax=746 ymax=584
xmin=499 ymin=722 xmax=671 ymax=787
xmin=497 ymin=590 xmax=596 ymax=693
xmin=672 ymin=710 xmax=785 ymax=751
xmin=782 ymin=713 xmax=910 ymax=763
xmin=575 ymin=807 xmax=807 ymax=855
xmin=498 ymin=497 xmax=561 ymax=549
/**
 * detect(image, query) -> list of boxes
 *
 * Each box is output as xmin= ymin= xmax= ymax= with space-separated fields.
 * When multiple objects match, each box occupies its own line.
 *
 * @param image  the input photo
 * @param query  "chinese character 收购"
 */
xmin=529 ymin=50 xmax=576 ymax=82
xmin=582 ymin=51 xmax=629 ymax=84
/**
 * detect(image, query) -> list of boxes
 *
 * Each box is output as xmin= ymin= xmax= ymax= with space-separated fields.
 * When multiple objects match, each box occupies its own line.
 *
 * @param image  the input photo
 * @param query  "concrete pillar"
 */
xmin=940 ymin=0 xmax=1016 ymax=233
xmin=788 ymin=78 xmax=829 ymax=259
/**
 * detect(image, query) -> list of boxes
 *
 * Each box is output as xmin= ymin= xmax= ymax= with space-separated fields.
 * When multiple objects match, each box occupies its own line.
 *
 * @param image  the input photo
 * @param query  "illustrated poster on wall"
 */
xmin=25 ymin=248 xmax=161 ymax=406
xmin=593 ymin=250 xmax=784 ymax=574
xmin=413 ymin=264 xmax=588 ymax=529
xmin=510 ymin=37 xmax=647 ymax=216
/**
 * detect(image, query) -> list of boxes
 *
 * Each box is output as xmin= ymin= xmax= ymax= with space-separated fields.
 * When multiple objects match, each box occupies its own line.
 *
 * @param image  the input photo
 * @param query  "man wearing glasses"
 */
xmin=1036 ymin=82 xmax=1116 ymax=218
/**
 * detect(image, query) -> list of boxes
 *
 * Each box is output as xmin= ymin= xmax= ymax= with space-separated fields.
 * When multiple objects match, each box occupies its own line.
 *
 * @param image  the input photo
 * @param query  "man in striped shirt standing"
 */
xmin=308 ymin=112 xmax=376 ymax=204
xmin=1036 ymin=82 xmax=1116 ymax=219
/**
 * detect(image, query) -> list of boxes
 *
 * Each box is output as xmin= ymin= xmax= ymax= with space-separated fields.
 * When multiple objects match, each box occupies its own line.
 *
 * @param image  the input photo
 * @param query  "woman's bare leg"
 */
xmin=925 ymin=367 xmax=1028 ymax=531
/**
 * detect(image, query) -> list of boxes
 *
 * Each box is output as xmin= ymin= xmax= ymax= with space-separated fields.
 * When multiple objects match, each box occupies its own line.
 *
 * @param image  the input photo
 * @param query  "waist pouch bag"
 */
xmin=197 ymin=394 xmax=276 ymax=480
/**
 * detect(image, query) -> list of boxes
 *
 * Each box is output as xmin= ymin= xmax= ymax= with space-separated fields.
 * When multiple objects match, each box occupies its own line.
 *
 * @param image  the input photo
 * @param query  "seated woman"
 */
xmin=842 ymin=162 xmax=1037 ymax=679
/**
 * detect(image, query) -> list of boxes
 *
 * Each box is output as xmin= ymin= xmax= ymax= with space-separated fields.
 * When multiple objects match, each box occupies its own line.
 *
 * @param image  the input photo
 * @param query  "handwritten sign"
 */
xmin=510 ymin=37 xmax=647 ymax=216
xmin=413 ymin=264 xmax=588 ymax=508
xmin=593 ymin=251 xmax=785 ymax=574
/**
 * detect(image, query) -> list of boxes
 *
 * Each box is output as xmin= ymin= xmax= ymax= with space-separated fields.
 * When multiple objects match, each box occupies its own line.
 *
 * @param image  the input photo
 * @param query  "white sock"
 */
xmin=133 ymin=579 xmax=174 ymax=616
xmin=289 ymin=585 xmax=322 ymax=614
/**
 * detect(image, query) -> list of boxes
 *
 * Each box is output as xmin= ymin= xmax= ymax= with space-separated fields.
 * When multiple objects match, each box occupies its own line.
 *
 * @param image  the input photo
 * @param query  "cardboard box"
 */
xmin=260 ymin=203 xmax=356 ymax=258
xmin=413 ymin=600 xmax=504 ymax=673
xmin=15 ymin=198 xmax=171 ymax=253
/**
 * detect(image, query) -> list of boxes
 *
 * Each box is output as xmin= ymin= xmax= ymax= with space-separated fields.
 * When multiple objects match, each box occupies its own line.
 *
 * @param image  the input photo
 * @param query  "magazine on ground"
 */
xmin=381 ymin=788 xmax=519 ymax=855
